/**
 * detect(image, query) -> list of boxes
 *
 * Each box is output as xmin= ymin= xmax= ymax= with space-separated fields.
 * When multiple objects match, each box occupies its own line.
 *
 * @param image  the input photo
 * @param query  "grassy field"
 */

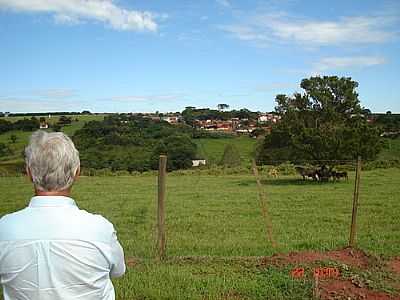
xmin=194 ymin=136 xmax=257 ymax=165
xmin=1 ymin=168 xmax=399 ymax=299
xmin=379 ymin=138 xmax=400 ymax=161
xmin=0 ymin=115 xmax=258 ymax=169
xmin=0 ymin=114 xmax=105 ymax=163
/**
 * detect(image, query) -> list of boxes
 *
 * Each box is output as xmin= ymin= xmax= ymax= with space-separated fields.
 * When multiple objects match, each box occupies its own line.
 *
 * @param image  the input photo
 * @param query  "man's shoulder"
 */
xmin=0 ymin=207 xmax=29 ymax=226
xmin=0 ymin=205 xmax=116 ymax=243
xmin=76 ymin=209 xmax=115 ymax=232
xmin=0 ymin=208 xmax=30 ymax=240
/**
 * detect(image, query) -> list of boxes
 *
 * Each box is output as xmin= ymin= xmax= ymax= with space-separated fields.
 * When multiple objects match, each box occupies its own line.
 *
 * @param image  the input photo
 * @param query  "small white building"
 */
xmin=235 ymin=129 xmax=253 ymax=134
xmin=162 ymin=115 xmax=182 ymax=124
xmin=192 ymin=159 xmax=206 ymax=167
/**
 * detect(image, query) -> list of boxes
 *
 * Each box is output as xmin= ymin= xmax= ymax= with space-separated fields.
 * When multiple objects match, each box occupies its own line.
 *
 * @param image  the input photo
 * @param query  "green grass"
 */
xmin=0 ymin=115 xmax=105 ymax=164
xmin=379 ymin=138 xmax=400 ymax=161
xmin=1 ymin=168 xmax=399 ymax=299
xmin=0 ymin=123 xmax=258 ymax=170
xmin=194 ymin=136 xmax=257 ymax=165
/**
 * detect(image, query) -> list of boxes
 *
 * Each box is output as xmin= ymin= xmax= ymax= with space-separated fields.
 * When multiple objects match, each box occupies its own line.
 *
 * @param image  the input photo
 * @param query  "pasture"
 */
xmin=0 ymin=115 xmax=259 ymax=169
xmin=1 ymin=168 xmax=399 ymax=299
xmin=0 ymin=114 xmax=105 ymax=164
xmin=194 ymin=136 xmax=257 ymax=165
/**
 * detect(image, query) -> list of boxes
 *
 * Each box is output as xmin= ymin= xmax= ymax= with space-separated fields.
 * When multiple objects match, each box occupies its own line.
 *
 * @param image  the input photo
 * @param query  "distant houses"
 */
xmin=258 ymin=113 xmax=281 ymax=123
xmin=161 ymin=115 xmax=183 ymax=124
xmin=130 ymin=113 xmax=183 ymax=124
xmin=193 ymin=113 xmax=279 ymax=135
xmin=128 ymin=110 xmax=281 ymax=136
xmin=195 ymin=119 xmax=238 ymax=131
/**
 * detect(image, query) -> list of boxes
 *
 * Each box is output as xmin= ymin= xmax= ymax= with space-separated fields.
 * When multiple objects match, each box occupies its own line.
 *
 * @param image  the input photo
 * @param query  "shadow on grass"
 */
xmin=237 ymin=178 xmax=339 ymax=186
xmin=262 ymin=178 xmax=328 ymax=186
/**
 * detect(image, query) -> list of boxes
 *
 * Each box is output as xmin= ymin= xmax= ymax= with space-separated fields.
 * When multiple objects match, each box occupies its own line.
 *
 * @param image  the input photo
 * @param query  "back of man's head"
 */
xmin=25 ymin=130 xmax=80 ymax=192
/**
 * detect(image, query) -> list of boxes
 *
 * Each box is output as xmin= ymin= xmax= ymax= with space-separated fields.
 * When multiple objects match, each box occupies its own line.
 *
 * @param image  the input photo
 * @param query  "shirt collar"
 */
xmin=29 ymin=196 xmax=77 ymax=208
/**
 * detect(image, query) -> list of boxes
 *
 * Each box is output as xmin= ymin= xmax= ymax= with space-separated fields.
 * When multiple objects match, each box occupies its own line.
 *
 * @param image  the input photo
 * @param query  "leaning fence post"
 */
xmin=349 ymin=156 xmax=362 ymax=247
xmin=157 ymin=155 xmax=167 ymax=260
xmin=251 ymin=159 xmax=277 ymax=248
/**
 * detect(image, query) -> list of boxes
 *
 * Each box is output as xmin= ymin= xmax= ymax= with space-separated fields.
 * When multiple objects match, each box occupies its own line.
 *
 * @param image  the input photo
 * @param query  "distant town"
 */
xmin=1 ymin=106 xmax=396 ymax=137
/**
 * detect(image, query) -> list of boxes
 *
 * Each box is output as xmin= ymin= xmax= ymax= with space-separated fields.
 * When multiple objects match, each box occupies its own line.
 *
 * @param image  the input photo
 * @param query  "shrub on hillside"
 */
xmin=151 ymin=135 xmax=197 ymax=171
xmin=0 ymin=142 xmax=12 ymax=157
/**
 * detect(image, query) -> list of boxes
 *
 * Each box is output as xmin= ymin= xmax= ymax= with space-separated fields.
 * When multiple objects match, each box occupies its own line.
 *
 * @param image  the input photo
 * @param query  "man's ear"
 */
xmin=74 ymin=166 xmax=80 ymax=180
xmin=26 ymin=166 xmax=33 ymax=183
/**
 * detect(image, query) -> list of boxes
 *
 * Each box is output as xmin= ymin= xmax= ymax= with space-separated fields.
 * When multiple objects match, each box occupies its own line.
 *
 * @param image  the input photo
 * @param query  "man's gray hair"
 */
xmin=25 ymin=131 xmax=80 ymax=192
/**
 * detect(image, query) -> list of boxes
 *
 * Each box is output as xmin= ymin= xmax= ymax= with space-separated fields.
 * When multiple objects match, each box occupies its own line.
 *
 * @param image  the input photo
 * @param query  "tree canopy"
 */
xmin=73 ymin=114 xmax=196 ymax=172
xmin=257 ymin=76 xmax=381 ymax=164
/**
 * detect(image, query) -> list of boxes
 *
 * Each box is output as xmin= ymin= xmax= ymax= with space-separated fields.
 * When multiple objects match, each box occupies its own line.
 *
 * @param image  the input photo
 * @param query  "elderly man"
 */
xmin=0 ymin=131 xmax=125 ymax=300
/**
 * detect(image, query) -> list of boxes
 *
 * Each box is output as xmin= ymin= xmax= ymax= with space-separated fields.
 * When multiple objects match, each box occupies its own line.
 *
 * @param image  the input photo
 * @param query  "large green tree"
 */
xmin=257 ymin=76 xmax=381 ymax=164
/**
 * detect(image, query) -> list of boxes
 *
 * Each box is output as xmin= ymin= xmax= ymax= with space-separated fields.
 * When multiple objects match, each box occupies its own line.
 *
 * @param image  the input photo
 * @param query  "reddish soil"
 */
xmin=388 ymin=257 xmax=400 ymax=275
xmin=258 ymin=247 xmax=372 ymax=269
xmin=219 ymin=291 xmax=243 ymax=300
xmin=126 ymin=257 xmax=140 ymax=267
xmin=319 ymin=279 xmax=400 ymax=300
xmin=125 ymin=250 xmax=400 ymax=300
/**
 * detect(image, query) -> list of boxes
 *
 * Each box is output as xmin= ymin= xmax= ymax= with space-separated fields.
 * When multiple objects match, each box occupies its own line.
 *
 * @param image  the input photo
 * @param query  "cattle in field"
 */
xmin=334 ymin=171 xmax=348 ymax=181
xmin=295 ymin=166 xmax=319 ymax=181
xmin=316 ymin=165 xmax=332 ymax=182
xmin=296 ymin=165 xmax=348 ymax=183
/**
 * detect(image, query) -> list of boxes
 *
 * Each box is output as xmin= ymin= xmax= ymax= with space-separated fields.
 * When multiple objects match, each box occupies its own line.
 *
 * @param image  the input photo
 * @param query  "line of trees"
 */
xmin=0 ymin=117 xmax=40 ymax=134
xmin=73 ymin=114 xmax=197 ymax=172
xmin=0 ymin=110 xmax=92 ymax=117
xmin=182 ymin=107 xmax=260 ymax=126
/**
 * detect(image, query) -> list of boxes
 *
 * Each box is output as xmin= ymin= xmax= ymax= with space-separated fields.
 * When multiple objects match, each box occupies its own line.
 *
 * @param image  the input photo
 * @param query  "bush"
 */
xmin=193 ymin=130 xmax=234 ymax=139
xmin=363 ymin=159 xmax=400 ymax=170
xmin=277 ymin=162 xmax=297 ymax=175
xmin=113 ymin=170 xmax=131 ymax=176
xmin=0 ymin=142 xmax=12 ymax=157
xmin=151 ymin=135 xmax=197 ymax=171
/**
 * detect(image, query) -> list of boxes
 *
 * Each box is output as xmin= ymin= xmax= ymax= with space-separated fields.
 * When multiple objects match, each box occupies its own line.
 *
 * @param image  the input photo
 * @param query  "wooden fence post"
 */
xmin=349 ymin=156 xmax=362 ymax=247
xmin=251 ymin=159 xmax=277 ymax=248
xmin=157 ymin=155 xmax=167 ymax=260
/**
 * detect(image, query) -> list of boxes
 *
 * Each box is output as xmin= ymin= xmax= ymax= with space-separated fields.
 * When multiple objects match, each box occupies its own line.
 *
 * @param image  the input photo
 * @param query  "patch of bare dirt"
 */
xmin=219 ymin=291 xmax=244 ymax=300
xmin=258 ymin=247 xmax=372 ymax=269
xmin=319 ymin=279 xmax=400 ymax=300
xmin=387 ymin=257 xmax=400 ymax=275
xmin=126 ymin=257 xmax=140 ymax=267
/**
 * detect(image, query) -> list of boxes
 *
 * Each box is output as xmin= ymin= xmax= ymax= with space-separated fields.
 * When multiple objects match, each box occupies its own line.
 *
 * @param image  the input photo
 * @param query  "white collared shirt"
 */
xmin=0 ymin=196 xmax=126 ymax=300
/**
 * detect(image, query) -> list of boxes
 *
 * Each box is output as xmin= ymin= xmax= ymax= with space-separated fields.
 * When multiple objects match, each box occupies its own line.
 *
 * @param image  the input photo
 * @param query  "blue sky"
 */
xmin=0 ymin=0 xmax=399 ymax=113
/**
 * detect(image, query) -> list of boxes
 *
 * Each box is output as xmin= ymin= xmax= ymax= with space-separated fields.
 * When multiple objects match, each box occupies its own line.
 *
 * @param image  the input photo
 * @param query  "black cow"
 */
xmin=334 ymin=171 xmax=348 ymax=181
xmin=295 ymin=166 xmax=319 ymax=181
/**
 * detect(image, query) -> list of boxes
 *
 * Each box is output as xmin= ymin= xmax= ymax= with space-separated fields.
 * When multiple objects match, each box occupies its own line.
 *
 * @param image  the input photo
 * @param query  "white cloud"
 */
xmin=0 ymin=0 xmax=158 ymax=31
xmin=314 ymin=56 xmax=386 ymax=71
xmin=254 ymin=82 xmax=298 ymax=92
xmin=33 ymin=88 xmax=77 ymax=99
xmin=221 ymin=12 xmax=398 ymax=47
xmin=216 ymin=0 xmax=231 ymax=8
xmin=103 ymin=93 xmax=185 ymax=102
xmin=0 ymin=97 xmax=83 ymax=112
xmin=53 ymin=14 xmax=81 ymax=25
